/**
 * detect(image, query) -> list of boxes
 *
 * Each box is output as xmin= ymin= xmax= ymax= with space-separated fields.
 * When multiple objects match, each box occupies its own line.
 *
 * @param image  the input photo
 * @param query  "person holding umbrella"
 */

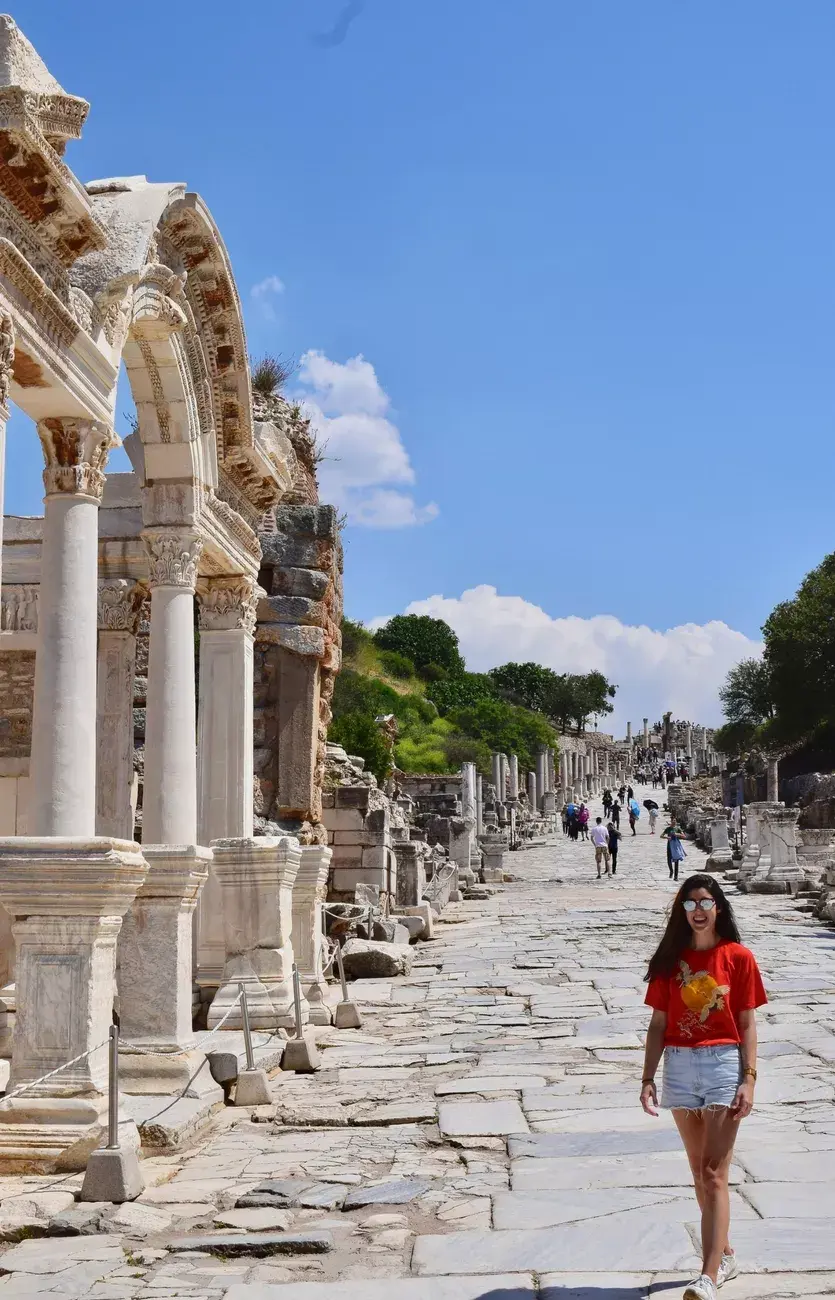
xmin=628 ymin=796 xmax=641 ymax=836
xmin=644 ymin=797 xmax=660 ymax=834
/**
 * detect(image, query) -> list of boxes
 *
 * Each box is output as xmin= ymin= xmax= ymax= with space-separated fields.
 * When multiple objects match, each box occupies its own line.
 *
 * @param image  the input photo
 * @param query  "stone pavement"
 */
xmin=2 ymin=783 xmax=835 ymax=1298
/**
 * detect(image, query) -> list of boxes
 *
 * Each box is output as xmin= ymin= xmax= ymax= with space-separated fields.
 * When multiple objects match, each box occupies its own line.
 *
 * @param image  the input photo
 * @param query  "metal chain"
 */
xmin=0 ymin=1036 xmax=112 ymax=1108
xmin=118 ymin=991 xmax=244 ymax=1058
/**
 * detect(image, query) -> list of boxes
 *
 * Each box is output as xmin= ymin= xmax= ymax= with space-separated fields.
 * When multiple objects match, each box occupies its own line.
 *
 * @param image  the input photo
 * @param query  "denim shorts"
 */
xmin=661 ymin=1044 xmax=742 ymax=1110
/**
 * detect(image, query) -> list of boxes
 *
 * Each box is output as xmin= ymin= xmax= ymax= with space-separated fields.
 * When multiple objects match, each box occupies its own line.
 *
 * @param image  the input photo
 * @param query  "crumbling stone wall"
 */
xmin=252 ymin=391 xmax=343 ymax=843
xmin=0 ymin=652 xmax=35 ymax=758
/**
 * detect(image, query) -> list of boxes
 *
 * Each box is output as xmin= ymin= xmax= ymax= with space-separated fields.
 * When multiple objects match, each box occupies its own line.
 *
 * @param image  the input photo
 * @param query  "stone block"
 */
xmin=234 ymin=1069 xmax=273 ymax=1106
xmin=270 ymin=567 xmax=330 ymax=600
xmin=206 ymin=1050 xmax=238 ymax=1085
xmin=341 ymin=938 xmax=414 ymax=979
xmin=258 ymin=594 xmax=326 ymax=627
xmin=282 ymin=1034 xmax=321 ymax=1072
xmin=79 ymin=1146 xmax=145 ymax=1204
xmin=167 ymin=1230 xmax=333 ymax=1256
xmin=402 ymin=902 xmax=433 ymax=938
xmin=438 ymin=1099 xmax=529 ymax=1137
xmin=334 ymin=1000 xmax=363 ymax=1029
xmin=342 ymin=1179 xmax=431 ymax=1209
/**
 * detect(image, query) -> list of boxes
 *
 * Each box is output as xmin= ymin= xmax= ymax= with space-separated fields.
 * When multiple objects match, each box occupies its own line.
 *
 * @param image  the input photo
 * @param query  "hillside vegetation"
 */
xmin=330 ymin=614 xmax=616 ymax=784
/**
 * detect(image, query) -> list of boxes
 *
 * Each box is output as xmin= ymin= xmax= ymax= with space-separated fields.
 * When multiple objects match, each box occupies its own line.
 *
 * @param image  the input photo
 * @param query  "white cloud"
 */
xmin=296 ymin=350 xmax=438 ymax=529
xmin=251 ymin=275 xmax=286 ymax=320
xmin=374 ymin=585 xmax=762 ymax=732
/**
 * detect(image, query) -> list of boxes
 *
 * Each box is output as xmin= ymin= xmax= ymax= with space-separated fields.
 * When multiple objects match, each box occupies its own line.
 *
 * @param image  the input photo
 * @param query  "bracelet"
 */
xmin=641 ymin=1077 xmax=655 ymax=1086
xmin=743 ymin=1067 xmax=757 ymax=1081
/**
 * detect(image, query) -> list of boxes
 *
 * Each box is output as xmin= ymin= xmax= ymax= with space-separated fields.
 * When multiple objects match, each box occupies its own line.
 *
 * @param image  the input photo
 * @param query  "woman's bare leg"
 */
xmin=672 ymin=1108 xmax=734 ymax=1265
xmin=698 ymin=1106 xmax=741 ymax=1282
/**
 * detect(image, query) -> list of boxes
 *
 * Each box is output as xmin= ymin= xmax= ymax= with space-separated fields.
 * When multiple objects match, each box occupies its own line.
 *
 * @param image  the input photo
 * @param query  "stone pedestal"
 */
xmin=118 ymin=845 xmax=220 ymax=1100
xmin=0 ymin=837 xmax=147 ymax=1170
xmin=752 ymin=808 xmax=803 ymax=893
xmin=291 ymin=844 xmax=331 ymax=1026
xmin=208 ymin=837 xmax=304 ymax=1032
xmin=480 ymin=831 xmax=508 ymax=883
xmin=394 ymin=841 xmax=427 ymax=907
xmin=706 ymin=816 xmax=733 ymax=870
xmin=738 ymin=801 xmax=782 ymax=891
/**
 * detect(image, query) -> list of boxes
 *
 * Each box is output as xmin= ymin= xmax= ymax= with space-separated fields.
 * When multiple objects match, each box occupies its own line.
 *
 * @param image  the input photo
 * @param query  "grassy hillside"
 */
xmin=331 ymin=618 xmax=559 ymax=783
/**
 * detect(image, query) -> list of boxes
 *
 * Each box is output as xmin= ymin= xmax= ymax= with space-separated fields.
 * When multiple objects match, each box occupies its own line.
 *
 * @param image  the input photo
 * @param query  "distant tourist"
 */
xmin=602 ymin=788 xmax=613 ymax=815
xmin=640 ymin=875 xmax=766 ymax=1300
xmin=649 ymin=807 xmax=659 ymax=835
xmin=662 ymin=821 xmax=687 ymax=880
xmin=590 ymin=817 xmax=611 ymax=877
xmin=628 ymin=797 xmax=641 ymax=836
xmin=577 ymin=803 xmax=590 ymax=840
xmin=607 ymin=821 xmax=622 ymax=874
xmin=610 ymin=798 xmax=621 ymax=828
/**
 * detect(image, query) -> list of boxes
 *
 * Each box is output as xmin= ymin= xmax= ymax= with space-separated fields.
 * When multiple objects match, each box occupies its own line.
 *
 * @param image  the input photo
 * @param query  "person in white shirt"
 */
xmin=590 ymin=817 xmax=611 ymax=877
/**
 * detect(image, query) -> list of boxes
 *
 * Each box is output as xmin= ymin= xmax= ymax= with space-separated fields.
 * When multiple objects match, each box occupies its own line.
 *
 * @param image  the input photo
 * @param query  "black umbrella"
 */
xmin=643 ymin=799 xmax=659 ymax=810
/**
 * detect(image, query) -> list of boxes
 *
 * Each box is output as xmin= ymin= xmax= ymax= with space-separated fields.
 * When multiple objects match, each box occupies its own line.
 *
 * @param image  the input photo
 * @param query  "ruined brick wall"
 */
xmin=0 ymin=651 xmax=35 ymax=758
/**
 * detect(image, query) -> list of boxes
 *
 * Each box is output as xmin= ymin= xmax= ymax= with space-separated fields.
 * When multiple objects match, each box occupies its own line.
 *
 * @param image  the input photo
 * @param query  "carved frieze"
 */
xmin=197 ymin=575 xmax=260 ymax=636
xmin=142 ymin=529 xmax=203 ymax=590
xmin=0 ymin=310 xmax=13 ymax=410
xmin=0 ymin=585 xmax=37 ymax=632
xmin=36 ymin=416 xmax=117 ymax=499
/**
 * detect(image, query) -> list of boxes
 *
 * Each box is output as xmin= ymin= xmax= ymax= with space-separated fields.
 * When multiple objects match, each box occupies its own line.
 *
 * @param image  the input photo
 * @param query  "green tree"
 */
xmin=426 ymin=671 xmax=497 ymax=714
xmin=374 ymin=615 xmax=465 ymax=675
xmin=446 ymin=697 xmax=558 ymax=773
xmin=718 ymin=658 xmax=774 ymax=727
xmin=761 ymin=552 xmax=835 ymax=744
xmin=488 ymin=662 xmax=556 ymax=711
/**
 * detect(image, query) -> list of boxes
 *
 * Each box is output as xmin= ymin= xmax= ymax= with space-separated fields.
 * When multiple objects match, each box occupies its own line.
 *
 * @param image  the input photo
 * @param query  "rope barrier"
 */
xmin=0 ymin=1036 xmax=112 ymax=1108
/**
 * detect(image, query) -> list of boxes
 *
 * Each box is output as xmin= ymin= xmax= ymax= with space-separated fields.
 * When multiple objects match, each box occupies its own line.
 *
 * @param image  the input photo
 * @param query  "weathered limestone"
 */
xmin=526 ymin=771 xmax=537 ymax=819
xmin=208 ymin=836 xmax=304 ymax=1031
xmin=706 ymin=815 xmax=733 ymax=870
xmin=767 ymin=755 xmax=780 ymax=803
xmin=291 ymin=844 xmax=331 ymax=1025
xmin=751 ymin=807 xmax=803 ymax=894
xmin=738 ymin=801 xmax=782 ymax=890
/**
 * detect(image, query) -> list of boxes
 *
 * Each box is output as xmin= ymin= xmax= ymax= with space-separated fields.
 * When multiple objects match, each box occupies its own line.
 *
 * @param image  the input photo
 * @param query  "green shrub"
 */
xmin=378 ymin=649 xmax=416 ymax=680
xmin=374 ymin=614 xmax=465 ymax=674
xmin=341 ymin=618 xmax=376 ymax=661
xmin=329 ymin=712 xmax=392 ymax=784
xmin=427 ymin=671 xmax=496 ymax=714
xmin=419 ymin=662 xmax=448 ymax=682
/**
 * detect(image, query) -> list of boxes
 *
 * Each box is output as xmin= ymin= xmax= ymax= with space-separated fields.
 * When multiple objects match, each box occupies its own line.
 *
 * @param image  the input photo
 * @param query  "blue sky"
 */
xmin=7 ymin=1 xmax=835 ymax=729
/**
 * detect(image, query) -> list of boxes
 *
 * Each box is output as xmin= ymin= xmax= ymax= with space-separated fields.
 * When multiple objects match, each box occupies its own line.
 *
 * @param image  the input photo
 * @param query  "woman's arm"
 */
xmin=640 ymin=1008 xmax=666 ymax=1116
xmin=730 ymin=1008 xmax=757 ymax=1119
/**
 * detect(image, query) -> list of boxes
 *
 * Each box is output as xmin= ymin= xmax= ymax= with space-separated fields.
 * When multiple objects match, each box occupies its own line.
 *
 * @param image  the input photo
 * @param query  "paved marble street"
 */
xmin=2 ymin=783 xmax=835 ymax=1299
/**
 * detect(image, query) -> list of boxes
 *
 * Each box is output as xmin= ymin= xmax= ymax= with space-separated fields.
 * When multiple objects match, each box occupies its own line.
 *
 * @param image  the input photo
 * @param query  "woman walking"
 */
xmin=607 ymin=820 xmax=622 ymax=874
xmin=662 ymin=821 xmax=687 ymax=879
xmin=640 ymin=875 xmax=766 ymax=1300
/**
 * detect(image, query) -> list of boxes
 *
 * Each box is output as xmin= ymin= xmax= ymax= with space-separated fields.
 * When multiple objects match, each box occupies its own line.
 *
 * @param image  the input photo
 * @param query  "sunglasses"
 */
xmin=683 ymin=898 xmax=716 ymax=913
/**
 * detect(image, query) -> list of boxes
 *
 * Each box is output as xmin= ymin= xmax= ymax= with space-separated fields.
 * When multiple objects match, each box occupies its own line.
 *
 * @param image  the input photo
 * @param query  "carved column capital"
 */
xmin=197 ymin=575 xmax=260 ymax=635
xmin=142 ymin=529 xmax=203 ymax=590
xmin=97 ymin=579 xmax=146 ymax=633
xmin=37 ymin=417 xmax=118 ymax=500
xmin=0 ymin=311 xmax=14 ymax=416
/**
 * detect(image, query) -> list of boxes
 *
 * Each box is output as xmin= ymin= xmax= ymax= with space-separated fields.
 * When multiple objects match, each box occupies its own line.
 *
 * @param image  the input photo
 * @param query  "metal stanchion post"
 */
xmin=80 ymin=1024 xmax=144 ymax=1203
xmin=107 ymin=1025 xmax=119 ymax=1149
xmin=368 ymin=906 xmax=373 ymax=940
xmin=282 ymin=963 xmax=321 ymax=1072
xmin=238 ymin=982 xmax=256 ymax=1072
xmin=334 ymin=941 xmax=362 ymax=1030
xmin=232 ymin=985 xmax=272 ymax=1106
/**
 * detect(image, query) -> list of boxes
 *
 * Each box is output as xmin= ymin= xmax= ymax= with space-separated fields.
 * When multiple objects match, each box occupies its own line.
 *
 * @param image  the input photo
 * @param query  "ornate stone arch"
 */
xmin=70 ymin=177 xmax=297 ymax=571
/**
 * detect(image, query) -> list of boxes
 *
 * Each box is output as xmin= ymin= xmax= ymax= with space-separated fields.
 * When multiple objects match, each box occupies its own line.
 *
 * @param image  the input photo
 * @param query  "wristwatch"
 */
xmin=743 ymin=1067 xmax=757 ymax=1081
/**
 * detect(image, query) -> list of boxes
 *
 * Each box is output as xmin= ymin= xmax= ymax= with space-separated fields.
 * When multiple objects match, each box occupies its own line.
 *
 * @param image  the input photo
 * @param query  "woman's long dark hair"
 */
xmin=644 ymin=873 xmax=741 ymax=981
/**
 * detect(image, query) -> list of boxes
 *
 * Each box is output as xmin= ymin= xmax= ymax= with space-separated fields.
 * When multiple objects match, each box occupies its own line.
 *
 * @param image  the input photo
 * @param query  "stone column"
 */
xmin=118 ymin=529 xmax=219 ymax=1099
xmin=0 ymin=417 xmax=149 ymax=1167
xmin=491 ymin=753 xmax=503 ymax=801
xmin=0 ymin=313 xmax=13 ymax=594
xmin=476 ymin=773 xmax=483 ymax=836
xmin=536 ymin=749 xmax=548 ymax=809
xmin=96 ymin=580 xmax=144 ymax=839
xmin=195 ymin=576 xmax=259 ymax=989
xmin=507 ymin=754 xmax=519 ymax=801
xmin=626 ymin=722 xmax=632 ymax=745
xmin=643 ymin=718 xmax=649 ymax=749
xmin=767 ymin=756 xmax=779 ymax=803
xmin=291 ymin=844 xmax=332 ymax=1025
xmin=527 ymin=770 xmax=537 ymax=816
xmin=29 ymin=420 xmax=118 ymax=836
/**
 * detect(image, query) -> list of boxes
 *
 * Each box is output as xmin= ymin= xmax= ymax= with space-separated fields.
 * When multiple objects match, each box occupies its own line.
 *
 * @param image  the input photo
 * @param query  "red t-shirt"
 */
xmin=645 ymin=941 xmax=767 ymax=1047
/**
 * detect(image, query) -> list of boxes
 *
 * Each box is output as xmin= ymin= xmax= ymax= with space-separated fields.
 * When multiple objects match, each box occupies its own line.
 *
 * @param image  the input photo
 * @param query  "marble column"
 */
xmin=96 ymin=580 xmax=144 ymax=839
xmin=507 ymin=754 xmax=519 ymax=801
xmin=767 ymin=756 xmax=779 ymax=803
xmin=527 ymin=770 xmax=537 ymax=815
xmin=626 ymin=722 xmax=632 ymax=746
xmin=536 ymin=749 xmax=548 ymax=809
xmin=118 ymin=528 xmax=219 ymax=1100
xmin=291 ymin=844 xmax=332 ymax=1025
xmin=643 ymin=718 xmax=649 ymax=749
xmin=0 ymin=417 xmax=148 ymax=1167
xmin=491 ymin=753 xmax=504 ymax=802
xmin=196 ymin=576 xmax=258 ymax=989
xmin=476 ymin=773 xmax=483 ymax=836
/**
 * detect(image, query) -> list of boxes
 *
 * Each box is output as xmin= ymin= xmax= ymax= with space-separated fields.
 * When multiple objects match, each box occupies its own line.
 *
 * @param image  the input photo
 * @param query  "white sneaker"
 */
xmin=683 ymin=1278 xmax=718 ymax=1300
xmin=718 ymin=1252 xmax=738 ymax=1287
